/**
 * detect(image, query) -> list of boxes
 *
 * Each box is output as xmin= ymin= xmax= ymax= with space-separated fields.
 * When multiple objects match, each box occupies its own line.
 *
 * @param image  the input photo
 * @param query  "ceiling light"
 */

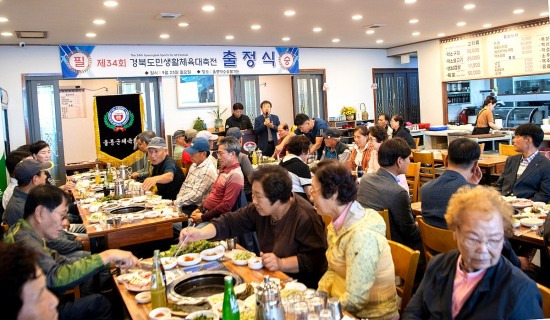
xmin=202 ymin=5 xmax=215 ymax=12
xmin=437 ymin=33 xmax=445 ymax=37
xmin=366 ymin=30 xmax=375 ymax=35
xmin=284 ymin=10 xmax=295 ymax=16
xmin=464 ymin=4 xmax=476 ymax=10
xmin=404 ymin=0 xmax=416 ymax=3
xmin=541 ymin=12 xmax=549 ymax=17
xmin=103 ymin=1 xmax=118 ymax=7
xmin=332 ymin=38 xmax=340 ymax=43
xmin=0 ymin=17 xmax=8 ymax=23
xmin=313 ymin=27 xmax=322 ymax=32
xmin=376 ymin=39 xmax=384 ymax=44
xmin=409 ymin=19 xmax=419 ymax=24
xmin=160 ymin=34 xmax=170 ymax=39
xmin=282 ymin=37 xmax=290 ymax=41
xmin=86 ymin=32 xmax=96 ymax=38
xmin=412 ymin=31 xmax=420 ymax=36
xmin=483 ymin=23 xmax=492 ymax=28
xmin=352 ymin=15 xmax=363 ymax=20
xmin=93 ymin=19 xmax=106 ymax=25
xmin=251 ymin=24 xmax=261 ymax=30
xmin=225 ymin=35 xmax=234 ymax=40
xmin=457 ymin=21 xmax=466 ymax=27
xmin=178 ymin=22 xmax=189 ymax=27
xmin=513 ymin=9 xmax=524 ymax=14
xmin=1 ymin=32 xmax=13 ymax=36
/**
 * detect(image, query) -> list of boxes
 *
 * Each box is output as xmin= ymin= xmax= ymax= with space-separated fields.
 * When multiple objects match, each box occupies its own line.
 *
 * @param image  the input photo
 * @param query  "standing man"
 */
xmin=225 ymin=102 xmax=253 ymax=131
xmin=496 ymin=123 xmax=550 ymax=202
xmin=254 ymin=100 xmax=280 ymax=157
xmin=130 ymin=130 xmax=156 ymax=181
xmin=378 ymin=113 xmax=393 ymax=137
xmin=142 ymin=137 xmax=185 ymax=200
xmin=275 ymin=113 xmax=329 ymax=160
xmin=172 ymin=129 xmax=186 ymax=161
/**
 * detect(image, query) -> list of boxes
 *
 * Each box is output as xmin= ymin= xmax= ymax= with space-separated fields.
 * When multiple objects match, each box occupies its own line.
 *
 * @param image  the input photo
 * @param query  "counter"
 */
xmin=422 ymin=130 xmax=512 ymax=150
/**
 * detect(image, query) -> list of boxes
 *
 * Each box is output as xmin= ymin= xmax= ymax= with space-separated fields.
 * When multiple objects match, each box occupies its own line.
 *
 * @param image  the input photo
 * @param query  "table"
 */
xmin=422 ymin=130 xmax=512 ymax=150
xmin=66 ymin=161 xmax=106 ymax=175
xmin=114 ymin=258 xmax=292 ymax=319
xmin=411 ymin=149 xmax=508 ymax=175
xmin=80 ymin=205 xmax=187 ymax=249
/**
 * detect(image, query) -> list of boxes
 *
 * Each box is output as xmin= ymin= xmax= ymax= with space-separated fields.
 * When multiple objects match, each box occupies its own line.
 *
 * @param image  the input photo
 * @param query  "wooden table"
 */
xmin=114 ymin=258 xmax=292 ymax=319
xmin=80 ymin=205 xmax=187 ymax=249
xmin=66 ymin=161 xmax=106 ymax=174
xmin=411 ymin=149 xmax=508 ymax=175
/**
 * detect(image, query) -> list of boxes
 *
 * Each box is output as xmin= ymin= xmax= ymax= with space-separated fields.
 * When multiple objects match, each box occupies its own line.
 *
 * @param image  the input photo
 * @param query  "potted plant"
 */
xmin=193 ymin=117 xmax=205 ymax=131
xmin=209 ymin=106 xmax=227 ymax=132
xmin=340 ymin=106 xmax=357 ymax=121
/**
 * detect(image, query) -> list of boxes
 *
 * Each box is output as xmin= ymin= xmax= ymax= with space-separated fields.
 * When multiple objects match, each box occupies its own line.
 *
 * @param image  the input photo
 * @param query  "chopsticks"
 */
xmin=172 ymin=220 xmax=196 ymax=258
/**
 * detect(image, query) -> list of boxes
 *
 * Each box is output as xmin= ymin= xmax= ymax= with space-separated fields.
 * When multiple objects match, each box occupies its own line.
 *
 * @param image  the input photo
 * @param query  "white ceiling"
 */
xmin=0 ymin=0 xmax=548 ymax=49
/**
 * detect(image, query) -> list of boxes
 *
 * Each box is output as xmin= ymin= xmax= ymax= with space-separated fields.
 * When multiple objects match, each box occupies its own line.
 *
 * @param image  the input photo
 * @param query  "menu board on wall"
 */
xmin=441 ymin=23 xmax=550 ymax=81
xmin=60 ymin=89 xmax=86 ymax=119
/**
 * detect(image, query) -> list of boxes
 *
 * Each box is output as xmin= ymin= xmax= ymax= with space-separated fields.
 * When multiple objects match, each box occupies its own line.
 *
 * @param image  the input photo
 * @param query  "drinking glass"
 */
xmin=293 ymin=302 xmax=309 ymax=320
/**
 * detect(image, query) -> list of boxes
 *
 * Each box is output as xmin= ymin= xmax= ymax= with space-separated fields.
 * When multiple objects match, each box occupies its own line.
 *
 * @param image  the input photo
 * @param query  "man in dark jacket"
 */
xmin=254 ymin=100 xmax=280 ymax=157
xmin=225 ymin=102 xmax=253 ymax=130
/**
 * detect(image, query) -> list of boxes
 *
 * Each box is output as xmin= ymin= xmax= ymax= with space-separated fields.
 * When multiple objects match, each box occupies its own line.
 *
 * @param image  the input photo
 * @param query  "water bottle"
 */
xmin=222 ymin=275 xmax=240 ymax=320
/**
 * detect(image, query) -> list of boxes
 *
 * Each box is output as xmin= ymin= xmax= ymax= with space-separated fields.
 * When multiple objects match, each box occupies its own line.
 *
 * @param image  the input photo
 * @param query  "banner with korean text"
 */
xmin=94 ymin=94 xmax=145 ymax=166
xmin=59 ymin=45 xmax=299 ymax=78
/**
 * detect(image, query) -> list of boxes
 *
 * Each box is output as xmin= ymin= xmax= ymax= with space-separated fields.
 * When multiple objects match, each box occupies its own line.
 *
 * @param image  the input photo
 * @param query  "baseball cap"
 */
xmin=225 ymin=127 xmax=242 ymax=139
xmin=14 ymin=159 xmax=53 ymax=181
xmin=147 ymin=137 xmax=167 ymax=149
xmin=323 ymin=127 xmax=342 ymax=139
xmin=196 ymin=130 xmax=218 ymax=141
xmin=173 ymin=130 xmax=185 ymax=140
xmin=185 ymin=129 xmax=198 ymax=141
xmin=184 ymin=137 xmax=210 ymax=154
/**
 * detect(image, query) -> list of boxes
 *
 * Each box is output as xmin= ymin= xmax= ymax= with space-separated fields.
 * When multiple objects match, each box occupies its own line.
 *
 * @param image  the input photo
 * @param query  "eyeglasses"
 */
xmin=460 ymin=235 xmax=503 ymax=249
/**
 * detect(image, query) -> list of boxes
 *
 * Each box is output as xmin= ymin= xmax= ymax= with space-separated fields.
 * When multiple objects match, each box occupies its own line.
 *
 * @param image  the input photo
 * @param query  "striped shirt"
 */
xmin=175 ymin=156 xmax=218 ymax=206
xmin=517 ymin=151 xmax=539 ymax=177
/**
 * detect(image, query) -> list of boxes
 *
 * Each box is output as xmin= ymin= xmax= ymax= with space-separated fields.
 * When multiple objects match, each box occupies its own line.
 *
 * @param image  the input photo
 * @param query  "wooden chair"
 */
xmin=405 ymin=162 xmax=420 ymax=202
xmin=377 ymin=209 xmax=391 ymax=240
xmin=388 ymin=240 xmax=420 ymax=314
xmin=442 ymin=153 xmax=449 ymax=168
xmin=416 ymin=216 xmax=457 ymax=263
xmin=64 ymin=285 xmax=81 ymax=300
xmin=478 ymin=143 xmax=485 ymax=155
xmin=1 ymin=222 xmax=9 ymax=234
xmin=537 ymin=283 xmax=550 ymax=318
xmin=412 ymin=151 xmax=436 ymax=187
xmin=499 ymin=144 xmax=520 ymax=156
xmin=413 ymin=137 xmax=420 ymax=149
xmin=321 ymin=215 xmax=332 ymax=231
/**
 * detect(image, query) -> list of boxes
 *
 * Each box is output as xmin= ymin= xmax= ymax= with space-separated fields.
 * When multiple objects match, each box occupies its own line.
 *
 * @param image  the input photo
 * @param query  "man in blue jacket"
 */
xmin=254 ymin=100 xmax=280 ymax=157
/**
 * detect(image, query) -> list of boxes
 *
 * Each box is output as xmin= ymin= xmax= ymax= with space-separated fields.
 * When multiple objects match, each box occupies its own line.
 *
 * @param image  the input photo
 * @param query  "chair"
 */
xmin=388 ymin=240 xmax=420 ymax=314
xmin=64 ymin=285 xmax=81 ymax=300
xmin=499 ymin=144 xmax=520 ymax=156
xmin=377 ymin=209 xmax=391 ymax=240
xmin=412 ymin=151 xmax=436 ymax=187
xmin=537 ymin=283 xmax=550 ymax=318
xmin=416 ymin=216 xmax=457 ymax=263
xmin=442 ymin=153 xmax=449 ymax=168
xmin=1 ymin=222 xmax=9 ymax=234
xmin=405 ymin=162 xmax=420 ymax=202
xmin=478 ymin=143 xmax=485 ymax=155
xmin=413 ymin=137 xmax=420 ymax=149
xmin=321 ymin=215 xmax=332 ymax=231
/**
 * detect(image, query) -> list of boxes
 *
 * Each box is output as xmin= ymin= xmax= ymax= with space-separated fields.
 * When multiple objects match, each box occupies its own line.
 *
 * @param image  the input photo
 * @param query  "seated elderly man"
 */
xmin=0 ymin=243 xmax=59 ymax=320
xmin=4 ymin=185 xmax=139 ymax=319
xmin=2 ymin=149 xmax=32 ymax=210
xmin=130 ymin=130 xmax=156 ymax=181
xmin=496 ymin=123 xmax=550 ymax=203
xmin=403 ymin=186 xmax=543 ymax=319
xmin=142 ymin=137 xmax=185 ymax=200
xmin=225 ymin=127 xmax=254 ymax=201
xmin=175 ymin=137 xmax=218 ymax=215
xmin=275 ymin=122 xmax=290 ymax=157
xmin=190 ymin=137 xmax=244 ymax=224
xmin=172 ymin=129 xmax=186 ymax=161
xmin=320 ymin=127 xmax=351 ymax=162
xmin=3 ymin=159 xmax=87 ymax=258
xmin=180 ymin=165 xmax=327 ymax=288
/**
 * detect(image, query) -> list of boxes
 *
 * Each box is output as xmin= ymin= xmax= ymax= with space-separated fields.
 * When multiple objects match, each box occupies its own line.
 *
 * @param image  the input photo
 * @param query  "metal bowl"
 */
xmin=108 ymin=206 xmax=145 ymax=214
xmin=168 ymin=270 xmax=242 ymax=300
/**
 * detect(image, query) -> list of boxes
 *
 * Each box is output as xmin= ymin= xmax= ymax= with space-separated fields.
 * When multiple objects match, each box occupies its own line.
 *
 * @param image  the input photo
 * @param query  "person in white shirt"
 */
xmin=2 ymin=150 xmax=32 ymax=210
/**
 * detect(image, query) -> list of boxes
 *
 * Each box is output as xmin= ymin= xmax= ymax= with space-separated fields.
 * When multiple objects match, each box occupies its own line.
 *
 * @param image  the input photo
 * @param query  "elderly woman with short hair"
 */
xmin=403 ymin=186 xmax=543 ymax=319
xmin=313 ymin=161 xmax=398 ymax=320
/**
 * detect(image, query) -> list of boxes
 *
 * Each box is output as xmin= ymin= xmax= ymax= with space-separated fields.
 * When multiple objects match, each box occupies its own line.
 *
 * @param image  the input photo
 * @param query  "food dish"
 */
xmin=88 ymin=213 xmax=103 ymax=223
xmin=200 ymin=246 xmax=225 ymax=261
xmin=123 ymin=271 xmax=152 ymax=292
xmin=185 ymin=310 xmax=219 ymax=320
xmin=161 ymin=257 xmax=177 ymax=270
xmin=231 ymin=250 xmax=255 ymax=266
xmin=520 ymin=218 xmax=544 ymax=228
xmin=149 ymin=307 xmax=171 ymax=320
xmin=503 ymin=197 xmax=534 ymax=209
xmin=144 ymin=210 xmax=161 ymax=219
xmin=135 ymin=291 xmax=151 ymax=304
xmin=247 ymin=257 xmax=263 ymax=270
xmin=177 ymin=253 xmax=201 ymax=267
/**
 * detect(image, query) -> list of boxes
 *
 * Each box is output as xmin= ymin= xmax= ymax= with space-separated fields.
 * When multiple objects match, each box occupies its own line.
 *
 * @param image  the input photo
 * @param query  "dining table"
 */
xmin=411 ymin=149 xmax=508 ymax=175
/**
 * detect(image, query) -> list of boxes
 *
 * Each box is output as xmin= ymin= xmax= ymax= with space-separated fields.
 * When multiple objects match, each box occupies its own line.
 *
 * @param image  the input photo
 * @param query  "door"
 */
xmin=374 ymin=69 xmax=420 ymax=123
xmin=232 ymin=75 xmax=261 ymax=119
xmin=293 ymin=73 xmax=325 ymax=120
xmin=27 ymin=78 xmax=67 ymax=184
xmin=118 ymin=77 xmax=162 ymax=135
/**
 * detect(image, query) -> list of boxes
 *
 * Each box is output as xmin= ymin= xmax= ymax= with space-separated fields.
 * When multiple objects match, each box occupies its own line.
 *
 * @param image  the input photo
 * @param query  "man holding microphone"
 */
xmin=254 ymin=100 xmax=280 ymax=157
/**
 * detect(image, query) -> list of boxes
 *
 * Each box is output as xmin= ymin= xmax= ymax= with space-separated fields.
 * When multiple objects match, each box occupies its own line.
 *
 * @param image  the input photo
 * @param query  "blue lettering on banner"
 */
xmin=262 ymin=51 xmax=275 ymax=66
xmin=223 ymin=51 xmax=237 ymax=68
xmin=242 ymin=51 xmax=256 ymax=68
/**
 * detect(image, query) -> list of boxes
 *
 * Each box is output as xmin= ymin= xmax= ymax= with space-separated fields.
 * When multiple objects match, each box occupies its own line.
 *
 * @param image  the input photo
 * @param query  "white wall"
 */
xmin=258 ymin=75 xmax=293 ymax=127
xmin=387 ymin=40 xmax=445 ymax=125
xmin=59 ymin=79 xmax=118 ymax=163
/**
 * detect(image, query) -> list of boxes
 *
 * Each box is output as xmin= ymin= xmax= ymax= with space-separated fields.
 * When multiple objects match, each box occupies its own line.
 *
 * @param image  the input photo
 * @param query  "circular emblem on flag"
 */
xmin=67 ymin=50 xmax=92 ymax=74
xmin=243 ymin=141 xmax=257 ymax=152
xmin=104 ymin=106 xmax=134 ymax=132
xmin=278 ymin=52 xmax=296 ymax=70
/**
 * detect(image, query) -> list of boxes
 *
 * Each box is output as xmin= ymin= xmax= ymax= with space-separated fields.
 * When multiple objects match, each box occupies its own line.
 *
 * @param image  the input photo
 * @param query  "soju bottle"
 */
xmin=150 ymin=250 xmax=167 ymax=309
xmin=222 ymin=275 xmax=240 ymax=320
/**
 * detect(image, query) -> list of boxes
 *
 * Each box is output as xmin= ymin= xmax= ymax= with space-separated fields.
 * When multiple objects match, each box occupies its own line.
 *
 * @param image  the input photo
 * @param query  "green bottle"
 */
xmin=150 ymin=250 xmax=167 ymax=309
xmin=222 ymin=275 xmax=240 ymax=320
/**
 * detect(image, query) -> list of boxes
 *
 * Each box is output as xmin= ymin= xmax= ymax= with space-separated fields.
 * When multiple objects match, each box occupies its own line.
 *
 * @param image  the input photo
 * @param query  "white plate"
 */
xmin=510 ymin=199 xmax=534 ymax=209
xmin=135 ymin=291 xmax=151 ymax=304
xmin=247 ymin=257 xmax=263 ymax=270
xmin=513 ymin=219 xmax=521 ymax=228
xmin=231 ymin=250 xmax=255 ymax=266
xmin=144 ymin=210 xmax=161 ymax=219
xmin=116 ymin=273 xmax=133 ymax=284
xmin=200 ymin=246 xmax=225 ymax=261
xmin=520 ymin=217 xmax=544 ymax=228
xmin=186 ymin=310 xmax=219 ymax=320
xmin=177 ymin=253 xmax=201 ymax=266
xmin=161 ymin=257 xmax=177 ymax=270
xmin=132 ymin=195 xmax=147 ymax=203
